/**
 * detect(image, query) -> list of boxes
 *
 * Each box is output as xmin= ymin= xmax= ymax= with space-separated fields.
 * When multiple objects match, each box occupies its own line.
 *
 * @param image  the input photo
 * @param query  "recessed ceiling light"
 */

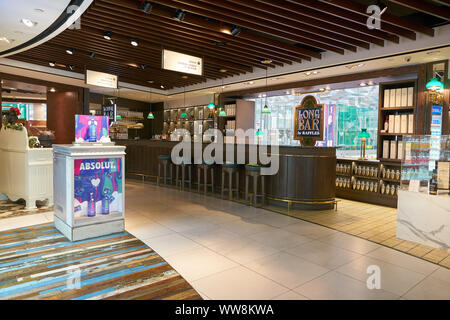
xmin=173 ymin=9 xmax=185 ymax=22
xmin=261 ymin=58 xmax=272 ymax=64
xmin=219 ymin=69 xmax=227 ymax=73
xmin=313 ymin=71 xmax=319 ymax=75
xmin=360 ymin=82 xmax=367 ymax=86
xmin=160 ymin=85 xmax=165 ymax=89
xmin=325 ymin=86 xmax=331 ymax=90
xmin=20 ymin=18 xmax=37 ymax=27
xmin=130 ymin=38 xmax=139 ymax=46
xmin=220 ymin=26 xmax=231 ymax=35
xmin=49 ymin=61 xmax=56 ymax=67
xmin=181 ymin=75 xmax=188 ymax=79
xmin=319 ymin=88 xmax=325 ymax=91
xmin=49 ymin=88 xmax=56 ymax=92
xmin=66 ymin=47 xmax=73 ymax=55
xmin=230 ymin=26 xmax=241 ymax=36
xmin=221 ymin=85 xmax=226 ymax=89
xmin=140 ymin=1 xmax=153 ymax=13
xmin=246 ymin=81 xmax=254 ymax=85
xmin=103 ymin=31 xmax=112 ymax=40
xmin=148 ymin=80 xmax=154 ymax=83
xmin=368 ymin=80 xmax=374 ymax=86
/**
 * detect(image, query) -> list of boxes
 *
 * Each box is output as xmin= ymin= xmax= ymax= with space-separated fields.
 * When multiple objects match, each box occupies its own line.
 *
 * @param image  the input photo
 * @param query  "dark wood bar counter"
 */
xmin=116 ymin=140 xmax=336 ymax=210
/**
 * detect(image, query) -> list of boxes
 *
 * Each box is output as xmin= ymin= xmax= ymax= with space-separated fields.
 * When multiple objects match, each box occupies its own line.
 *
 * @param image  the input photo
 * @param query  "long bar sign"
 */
xmin=294 ymin=95 xmax=324 ymax=146
xmin=162 ymin=49 xmax=203 ymax=76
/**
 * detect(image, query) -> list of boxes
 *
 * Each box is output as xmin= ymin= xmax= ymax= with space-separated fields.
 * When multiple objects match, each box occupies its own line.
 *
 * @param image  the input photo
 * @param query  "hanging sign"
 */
xmin=293 ymin=95 xmax=324 ymax=146
xmin=162 ymin=49 xmax=203 ymax=76
xmin=86 ymin=70 xmax=118 ymax=89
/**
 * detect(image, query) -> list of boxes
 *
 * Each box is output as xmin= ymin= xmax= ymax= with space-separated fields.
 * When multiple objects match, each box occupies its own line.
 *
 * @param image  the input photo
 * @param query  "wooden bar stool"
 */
xmin=245 ymin=164 xmax=265 ymax=207
xmin=197 ymin=162 xmax=215 ymax=194
xmin=221 ymin=163 xmax=239 ymax=200
xmin=175 ymin=162 xmax=192 ymax=191
xmin=157 ymin=155 xmax=173 ymax=186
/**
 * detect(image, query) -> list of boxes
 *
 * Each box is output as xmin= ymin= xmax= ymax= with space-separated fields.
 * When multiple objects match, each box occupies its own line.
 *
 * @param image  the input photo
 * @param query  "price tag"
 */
xmin=408 ymin=180 xmax=420 ymax=193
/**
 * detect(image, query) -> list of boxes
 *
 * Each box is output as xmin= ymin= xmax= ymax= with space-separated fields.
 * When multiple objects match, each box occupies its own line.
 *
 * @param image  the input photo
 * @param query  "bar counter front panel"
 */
xmin=116 ymin=140 xmax=336 ymax=210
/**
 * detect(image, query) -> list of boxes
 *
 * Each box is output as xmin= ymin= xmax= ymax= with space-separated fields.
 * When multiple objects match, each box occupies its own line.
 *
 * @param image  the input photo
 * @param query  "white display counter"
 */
xmin=53 ymin=144 xmax=126 ymax=241
xmin=0 ymin=127 xmax=53 ymax=209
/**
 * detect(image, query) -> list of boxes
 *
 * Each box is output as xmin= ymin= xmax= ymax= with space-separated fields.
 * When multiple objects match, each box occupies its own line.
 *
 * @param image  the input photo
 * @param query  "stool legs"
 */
xmin=253 ymin=175 xmax=257 ymax=207
xmin=157 ymin=162 xmax=161 ymax=186
xmin=221 ymin=171 xmax=225 ymax=198
xmin=211 ymin=169 xmax=214 ymax=193
xmin=198 ymin=167 xmax=201 ymax=193
xmin=188 ymin=165 xmax=192 ymax=190
xmin=175 ymin=165 xmax=179 ymax=189
xmin=203 ymin=167 xmax=207 ymax=194
xmin=261 ymin=175 xmax=265 ymax=206
xmin=236 ymin=171 xmax=239 ymax=200
xmin=228 ymin=171 xmax=233 ymax=200
xmin=245 ymin=175 xmax=249 ymax=202
xmin=163 ymin=162 xmax=167 ymax=185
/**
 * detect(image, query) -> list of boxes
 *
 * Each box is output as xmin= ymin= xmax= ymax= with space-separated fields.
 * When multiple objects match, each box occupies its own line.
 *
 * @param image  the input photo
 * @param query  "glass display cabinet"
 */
xmin=397 ymin=135 xmax=450 ymax=250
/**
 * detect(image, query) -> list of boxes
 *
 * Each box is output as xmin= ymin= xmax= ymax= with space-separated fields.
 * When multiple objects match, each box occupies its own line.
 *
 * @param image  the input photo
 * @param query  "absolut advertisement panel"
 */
xmin=73 ymin=158 xmax=123 ymax=220
xmin=75 ymin=115 xmax=109 ymax=143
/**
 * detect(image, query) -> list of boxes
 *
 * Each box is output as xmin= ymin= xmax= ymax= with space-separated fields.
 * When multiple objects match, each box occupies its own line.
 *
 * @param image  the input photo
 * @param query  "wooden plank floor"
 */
xmin=0 ymin=223 xmax=202 ymax=300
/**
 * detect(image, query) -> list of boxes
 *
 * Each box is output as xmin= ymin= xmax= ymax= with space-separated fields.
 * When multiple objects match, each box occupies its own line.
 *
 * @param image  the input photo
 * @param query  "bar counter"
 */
xmin=116 ymin=139 xmax=336 ymax=210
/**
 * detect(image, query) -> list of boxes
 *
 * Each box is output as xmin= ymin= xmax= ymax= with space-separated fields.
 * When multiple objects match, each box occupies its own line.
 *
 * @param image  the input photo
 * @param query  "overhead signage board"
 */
xmin=293 ymin=95 xmax=324 ymax=146
xmin=86 ymin=70 xmax=118 ymax=89
xmin=162 ymin=49 xmax=203 ymax=76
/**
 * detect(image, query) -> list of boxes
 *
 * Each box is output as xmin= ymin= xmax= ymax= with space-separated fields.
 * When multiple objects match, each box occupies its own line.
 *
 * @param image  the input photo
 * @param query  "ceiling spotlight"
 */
xmin=69 ymin=65 xmax=76 ymax=70
xmin=66 ymin=47 xmax=73 ymax=55
xmin=140 ymin=1 xmax=153 ymax=13
xmin=181 ymin=75 xmax=188 ymax=79
xmin=160 ymin=85 xmax=165 ymax=89
xmin=319 ymin=88 xmax=325 ymax=91
xmin=148 ymin=80 xmax=154 ymax=83
xmin=213 ymin=41 xmax=226 ymax=46
xmin=285 ymin=91 xmax=290 ymax=95
xmin=89 ymin=52 xmax=96 ymax=58
xmin=377 ymin=0 xmax=388 ymax=15
xmin=368 ymin=80 xmax=374 ymax=86
xmin=49 ymin=61 xmax=56 ymax=67
xmin=103 ymin=31 xmax=112 ymax=40
xmin=360 ymin=82 xmax=367 ymax=87
xmin=261 ymin=58 xmax=272 ymax=64
xmin=230 ymin=26 xmax=241 ymax=36
xmin=20 ymin=18 xmax=37 ymax=27
xmin=313 ymin=71 xmax=319 ymax=75
xmin=131 ymin=38 xmax=139 ymax=46
xmin=49 ymin=88 xmax=56 ymax=92
xmin=220 ymin=26 xmax=232 ymax=35
xmin=219 ymin=68 xmax=227 ymax=73
xmin=221 ymin=85 xmax=226 ymax=89
xmin=140 ymin=64 xmax=148 ymax=69
xmin=173 ymin=9 xmax=185 ymax=22
xmin=325 ymin=86 xmax=331 ymax=90
xmin=305 ymin=71 xmax=312 ymax=76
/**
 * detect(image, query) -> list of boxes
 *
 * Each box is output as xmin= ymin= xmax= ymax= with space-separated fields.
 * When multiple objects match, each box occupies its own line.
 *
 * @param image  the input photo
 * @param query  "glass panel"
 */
xmin=249 ymin=85 xmax=379 ymax=157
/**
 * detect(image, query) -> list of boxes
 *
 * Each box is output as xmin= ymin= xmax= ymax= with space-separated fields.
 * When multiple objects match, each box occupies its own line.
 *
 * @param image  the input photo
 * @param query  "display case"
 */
xmin=397 ymin=135 xmax=450 ymax=250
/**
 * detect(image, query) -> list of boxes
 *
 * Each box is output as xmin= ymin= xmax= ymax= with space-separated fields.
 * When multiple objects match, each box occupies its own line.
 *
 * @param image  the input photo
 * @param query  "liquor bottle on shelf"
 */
xmin=102 ymin=188 xmax=111 ymax=215
xmin=88 ymin=192 xmax=96 ymax=217
xmin=384 ymin=116 xmax=389 ymax=132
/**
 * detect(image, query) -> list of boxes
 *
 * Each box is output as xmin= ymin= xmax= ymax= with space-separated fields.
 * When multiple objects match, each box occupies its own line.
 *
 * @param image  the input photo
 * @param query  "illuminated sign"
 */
xmin=86 ymin=70 xmax=118 ymax=89
xmin=293 ymin=95 xmax=324 ymax=146
xmin=162 ymin=49 xmax=203 ymax=76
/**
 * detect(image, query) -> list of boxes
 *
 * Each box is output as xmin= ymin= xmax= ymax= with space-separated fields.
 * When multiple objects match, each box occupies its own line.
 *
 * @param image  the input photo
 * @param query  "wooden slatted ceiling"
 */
xmin=7 ymin=0 xmax=448 ymax=90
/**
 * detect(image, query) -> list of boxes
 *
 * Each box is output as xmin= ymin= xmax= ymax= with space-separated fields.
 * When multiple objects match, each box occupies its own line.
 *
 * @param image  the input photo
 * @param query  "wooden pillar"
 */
xmin=47 ymin=90 xmax=79 ymax=144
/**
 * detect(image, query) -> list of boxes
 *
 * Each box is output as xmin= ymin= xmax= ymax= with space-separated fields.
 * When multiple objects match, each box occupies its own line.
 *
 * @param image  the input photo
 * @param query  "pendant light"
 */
xmin=218 ymin=78 xmax=226 ymax=117
xmin=147 ymin=87 xmax=154 ymax=119
xmin=180 ymin=86 xmax=188 ymax=118
xmin=426 ymin=78 xmax=444 ymax=91
xmin=262 ymin=67 xmax=271 ymax=114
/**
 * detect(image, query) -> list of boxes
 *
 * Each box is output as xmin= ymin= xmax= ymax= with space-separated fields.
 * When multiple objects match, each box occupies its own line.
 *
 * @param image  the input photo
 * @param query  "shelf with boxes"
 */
xmin=163 ymin=105 xmax=217 ymax=138
xmin=378 ymin=79 xmax=417 ymax=163
xmin=336 ymin=159 xmax=401 ymax=207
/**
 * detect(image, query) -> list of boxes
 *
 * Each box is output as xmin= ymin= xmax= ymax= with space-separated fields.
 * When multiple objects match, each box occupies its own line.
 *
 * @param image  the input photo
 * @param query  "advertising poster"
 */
xmin=75 ymin=115 xmax=109 ymax=143
xmin=73 ymin=158 xmax=123 ymax=218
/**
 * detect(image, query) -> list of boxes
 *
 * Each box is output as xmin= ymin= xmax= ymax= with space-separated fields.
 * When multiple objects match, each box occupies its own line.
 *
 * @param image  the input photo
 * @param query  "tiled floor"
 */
xmin=122 ymin=180 xmax=449 ymax=300
xmin=0 ymin=179 xmax=448 ymax=300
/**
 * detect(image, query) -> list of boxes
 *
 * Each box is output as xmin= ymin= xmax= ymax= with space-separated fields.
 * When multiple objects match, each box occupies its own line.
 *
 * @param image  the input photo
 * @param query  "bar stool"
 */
xmin=221 ymin=163 xmax=239 ymax=200
xmin=157 ymin=155 xmax=173 ymax=186
xmin=197 ymin=162 xmax=215 ymax=194
xmin=245 ymin=164 xmax=265 ymax=207
xmin=175 ymin=162 xmax=192 ymax=191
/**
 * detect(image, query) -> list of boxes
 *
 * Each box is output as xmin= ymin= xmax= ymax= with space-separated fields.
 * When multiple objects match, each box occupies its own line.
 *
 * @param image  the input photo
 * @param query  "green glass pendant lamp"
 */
xmin=426 ymin=78 xmax=444 ymax=91
xmin=218 ymin=109 xmax=227 ymax=117
xmin=147 ymin=112 xmax=154 ymax=119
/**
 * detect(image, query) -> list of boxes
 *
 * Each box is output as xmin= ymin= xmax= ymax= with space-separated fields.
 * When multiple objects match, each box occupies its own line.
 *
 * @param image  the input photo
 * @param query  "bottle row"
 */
xmin=381 ymin=168 xmax=401 ymax=180
xmin=336 ymin=164 xmax=351 ymax=174
xmin=380 ymin=183 xmax=399 ymax=196
xmin=354 ymin=165 xmax=378 ymax=177
xmin=353 ymin=180 xmax=380 ymax=193
xmin=336 ymin=178 xmax=351 ymax=188
xmin=223 ymin=104 xmax=236 ymax=116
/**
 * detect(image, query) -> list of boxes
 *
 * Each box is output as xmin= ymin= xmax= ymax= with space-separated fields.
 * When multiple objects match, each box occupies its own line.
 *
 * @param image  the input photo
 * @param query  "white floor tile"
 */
xmin=336 ymin=256 xmax=428 ymax=296
xmin=192 ymin=266 xmax=288 ymax=300
xmin=282 ymin=221 xmax=337 ymax=239
xmin=248 ymin=228 xmax=313 ymax=251
xmin=402 ymin=274 xmax=450 ymax=300
xmin=294 ymin=271 xmax=399 ymax=300
xmin=142 ymin=233 xmax=202 ymax=257
xmin=319 ymin=232 xmax=380 ymax=254
xmin=246 ymin=252 xmax=329 ymax=289
xmin=271 ymin=291 xmax=309 ymax=300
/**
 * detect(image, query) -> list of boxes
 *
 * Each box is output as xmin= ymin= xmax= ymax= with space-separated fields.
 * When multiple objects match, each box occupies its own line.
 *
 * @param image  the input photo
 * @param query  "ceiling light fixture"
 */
xmin=140 ymin=64 xmax=148 ymax=69
xmin=181 ymin=75 xmax=188 ymax=79
xmin=103 ymin=31 xmax=112 ymax=40
xmin=305 ymin=71 xmax=312 ymax=76
xmin=219 ymin=68 xmax=227 ymax=73
xmin=89 ymin=52 xmax=96 ymax=58
xmin=325 ymin=85 xmax=331 ymax=90
xmin=140 ymin=1 xmax=153 ymax=13
xmin=220 ymin=25 xmax=232 ymax=35
xmin=49 ymin=88 xmax=56 ymax=92
xmin=66 ymin=47 xmax=73 ymax=55
xmin=148 ymin=80 xmax=154 ymax=83
xmin=368 ymin=80 xmax=374 ymax=86
xmin=20 ymin=18 xmax=37 ymax=27
xmin=261 ymin=58 xmax=272 ymax=64
xmin=360 ymin=82 xmax=367 ymax=86
xmin=173 ymin=9 xmax=185 ymax=22
xmin=69 ymin=65 xmax=76 ymax=71
xmin=230 ymin=26 xmax=241 ymax=36
xmin=49 ymin=61 xmax=56 ymax=67
xmin=130 ymin=38 xmax=139 ymax=46
xmin=213 ymin=41 xmax=226 ymax=46
xmin=160 ymin=85 xmax=165 ymax=89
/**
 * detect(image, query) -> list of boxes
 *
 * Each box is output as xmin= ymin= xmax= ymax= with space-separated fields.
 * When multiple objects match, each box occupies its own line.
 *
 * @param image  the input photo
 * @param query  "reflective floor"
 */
xmin=2 ymin=179 xmax=449 ymax=300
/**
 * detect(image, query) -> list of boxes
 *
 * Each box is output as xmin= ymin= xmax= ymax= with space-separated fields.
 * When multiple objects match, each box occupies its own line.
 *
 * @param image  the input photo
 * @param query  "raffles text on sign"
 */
xmin=294 ymin=95 xmax=324 ymax=146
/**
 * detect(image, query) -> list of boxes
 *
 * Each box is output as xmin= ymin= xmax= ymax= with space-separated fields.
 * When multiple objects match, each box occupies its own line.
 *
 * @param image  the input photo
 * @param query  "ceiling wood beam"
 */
xmin=288 ymin=0 xmax=417 ymax=40
xmin=319 ymin=0 xmax=435 ymax=37
xmin=388 ymin=0 xmax=450 ymax=21
xmin=153 ymin=0 xmax=346 ymax=54
xmin=100 ymin=0 xmax=318 ymax=59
